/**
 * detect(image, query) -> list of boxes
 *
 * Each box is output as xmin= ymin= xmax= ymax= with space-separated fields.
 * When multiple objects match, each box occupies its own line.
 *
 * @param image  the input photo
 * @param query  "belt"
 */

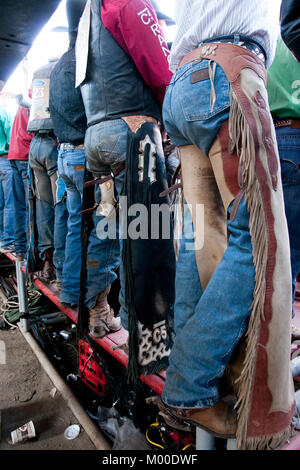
xmin=178 ymin=34 xmax=266 ymax=70
xmin=202 ymin=35 xmax=266 ymax=62
xmin=59 ymin=142 xmax=85 ymax=151
xmin=36 ymin=131 xmax=56 ymax=137
xmin=0 ymin=154 xmax=8 ymax=158
xmin=273 ymin=118 xmax=300 ymax=129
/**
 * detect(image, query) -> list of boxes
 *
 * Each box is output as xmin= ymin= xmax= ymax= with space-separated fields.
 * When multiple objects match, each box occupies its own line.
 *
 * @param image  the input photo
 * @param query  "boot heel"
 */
xmin=90 ymin=323 xmax=110 ymax=339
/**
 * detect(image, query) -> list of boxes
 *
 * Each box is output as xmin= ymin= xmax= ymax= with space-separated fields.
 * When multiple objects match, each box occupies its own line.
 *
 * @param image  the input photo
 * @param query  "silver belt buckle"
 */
xmin=60 ymin=143 xmax=74 ymax=151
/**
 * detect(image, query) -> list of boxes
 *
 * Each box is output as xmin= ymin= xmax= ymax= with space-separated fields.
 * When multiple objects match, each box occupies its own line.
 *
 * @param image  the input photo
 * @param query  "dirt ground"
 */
xmin=0 ymin=328 xmax=95 ymax=450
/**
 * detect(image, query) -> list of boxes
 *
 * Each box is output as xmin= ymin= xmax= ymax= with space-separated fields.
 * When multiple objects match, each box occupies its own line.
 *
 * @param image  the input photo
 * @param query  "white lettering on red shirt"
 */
xmin=138 ymin=7 xmax=170 ymax=62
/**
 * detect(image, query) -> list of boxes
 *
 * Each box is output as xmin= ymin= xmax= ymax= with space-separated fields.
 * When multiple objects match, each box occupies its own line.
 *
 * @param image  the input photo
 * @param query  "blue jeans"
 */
xmin=162 ymin=60 xmax=256 ymax=408
xmin=10 ymin=160 xmax=29 ymax=255
xmin=276 ymin=126 xmax=300 ymax=302
xmin=53 ymin=175 xmax=68 ymax=282
xmin=0 ymin=157 xmax=14 ymax=248
xmin=85 ymin=181 xmax=122 ymax=310
xmin=84 ymin=119 xmax=129 ymax=320
xmin=163 ymin=60 xmax=230 ymax=155
xmin=163 ymin=200 xmax=255 ymax=408
xmin=58 ymin=148 xmax=86 ymax=304
xmin=173 ymin=204 xmax=203 ymax=334
xmin=29 ymin=133 xmax=59 ymax=259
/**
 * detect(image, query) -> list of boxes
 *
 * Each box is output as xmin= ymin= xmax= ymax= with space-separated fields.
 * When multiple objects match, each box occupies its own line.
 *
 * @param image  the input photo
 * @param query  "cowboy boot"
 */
xmin=41 ymin=248 xmax=56 ymax=282
xmin=89 ymin=285 xmax=121 ymax=338
xmin=147 ymin=396 xmax=237 ymax=439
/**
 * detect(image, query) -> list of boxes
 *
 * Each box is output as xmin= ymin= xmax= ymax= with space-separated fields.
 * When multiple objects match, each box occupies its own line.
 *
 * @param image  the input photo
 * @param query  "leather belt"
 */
xmin=178 ymin=37 xmax=265 ymax=71
xmin=36 ymin=131 xmax=56 ymax=137
xmin=60 ymin=142 xmax=85 ymax=151
xmin=0 ymin=154 xmax=8 ymax=158
xmin=82 ymin=162 xmax=126 ymax=216
xmin=202 ymin=35 xmax=266 ymax=62
xmin=273 ymin=118 xmax=300 ymax=129
xmin=84 ymin=162 xmax=126 ymax=189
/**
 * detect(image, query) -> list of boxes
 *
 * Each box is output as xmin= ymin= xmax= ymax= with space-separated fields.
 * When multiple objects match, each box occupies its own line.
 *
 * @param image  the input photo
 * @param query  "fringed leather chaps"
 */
xmin=177 ymin=145 xmax=227 ymax=291
xmin=191 ymin=43 xmax=295 ymax=450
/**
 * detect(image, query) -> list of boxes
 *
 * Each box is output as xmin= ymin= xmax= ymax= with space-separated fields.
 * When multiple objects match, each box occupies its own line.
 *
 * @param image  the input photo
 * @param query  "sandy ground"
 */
xmin=0 ymin=328 xmax=95 ymax=450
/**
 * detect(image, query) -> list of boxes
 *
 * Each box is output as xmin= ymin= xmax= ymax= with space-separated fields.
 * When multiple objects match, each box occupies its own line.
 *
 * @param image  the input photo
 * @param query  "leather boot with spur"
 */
xmin=89 ymin=285 xmax=121 ymax=338
xmin=147 ymin=396 xmax=237 ymax=439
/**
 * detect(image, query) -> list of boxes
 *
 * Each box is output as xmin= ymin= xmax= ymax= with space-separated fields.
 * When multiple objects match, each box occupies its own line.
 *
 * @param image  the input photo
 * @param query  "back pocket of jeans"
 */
xmin=279 ymin=157 xmax=300 ymax=185
xmin=96 ymin=125 xmax=128 ymax=166
xmin=179 ymin=62 xmax=230 ymax=121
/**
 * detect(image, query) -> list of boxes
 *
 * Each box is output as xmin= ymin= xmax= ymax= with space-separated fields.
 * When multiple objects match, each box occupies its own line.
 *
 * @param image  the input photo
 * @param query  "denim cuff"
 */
xmin=161 ymin=394 xmax=218 ymax=410
xmin=85 ymin=297 xmax=97 ymax=311
xmin=60 ymin=291 xmax=79 ymax=305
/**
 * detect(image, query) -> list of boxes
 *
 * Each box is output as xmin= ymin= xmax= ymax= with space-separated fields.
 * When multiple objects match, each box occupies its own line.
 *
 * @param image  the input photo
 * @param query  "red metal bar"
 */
xmin=7 ymin=252 xmax=300 ymax=436
xmin=4 ymin=252 xmax=165 ymax=395
xmin=4 ymin=252 xmax=16 ymax=263
xmin=33 ymin=277 xmax=78 ymax=324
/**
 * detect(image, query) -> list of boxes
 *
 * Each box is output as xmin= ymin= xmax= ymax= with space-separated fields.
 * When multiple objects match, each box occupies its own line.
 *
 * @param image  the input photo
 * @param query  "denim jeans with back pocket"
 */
xmin=161 ymin=59 xmax=256 ymax=408
xmin=29 ymin=133 xmax=59 ymax=259
xmin=84 ymin=119 xmax=130 ymax=320
xmin=58 ymin=148 xmax=86 ymax=304
xmin=276 ymin=125 xmax=300 ymax=302
xmin=10 ymin=159 xmax=29 ymax=255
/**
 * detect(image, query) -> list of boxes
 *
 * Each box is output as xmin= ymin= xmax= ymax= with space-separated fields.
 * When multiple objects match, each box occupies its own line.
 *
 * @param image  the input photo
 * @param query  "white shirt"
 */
xmin=169 ymin=0 xmax=280 ymax=72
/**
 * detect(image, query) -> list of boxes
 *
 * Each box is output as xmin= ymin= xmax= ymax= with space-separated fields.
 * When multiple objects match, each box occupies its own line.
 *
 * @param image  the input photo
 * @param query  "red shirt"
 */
xmin=8 ymin=107 xmax=34 ymax=161
xmin=102 ymin=0 xmax=172 ymax=108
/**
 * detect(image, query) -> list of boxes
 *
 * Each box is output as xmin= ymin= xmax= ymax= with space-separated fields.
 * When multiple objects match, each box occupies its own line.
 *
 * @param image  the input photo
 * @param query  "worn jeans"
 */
xmin=10 ymin=160 xmax=29 ymax=255
xmin=58 ymin=148 xmax=86 ymax=304
xmin=161 ymin=59 xmax=256 ymax=408
xmin=84 ymin=119 xmax=130 ymax=323
xmin=29 ymin=133 xmax=59 ymax=259
xmin=53 ymin=175 xmax=68 ymax=282
xmin=173 ymin=203 xmax=203 ymax=334
xmin=276 ymin=125 xmax=300 ymax=302
xmin=0 ymin=157 xmax=14 ymax=248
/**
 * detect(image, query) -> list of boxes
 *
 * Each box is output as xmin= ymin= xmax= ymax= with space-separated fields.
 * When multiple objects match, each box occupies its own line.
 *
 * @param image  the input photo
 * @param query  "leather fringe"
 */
xmin=228 ymin=88 xmax=291 ymax=450
xmin=140 ymin=357 xmax=171 ymax=377
xmin=122 ymin=134 xmax=140 ymax=384
xmin=241 ymin=426 xmax=295 ymax=451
